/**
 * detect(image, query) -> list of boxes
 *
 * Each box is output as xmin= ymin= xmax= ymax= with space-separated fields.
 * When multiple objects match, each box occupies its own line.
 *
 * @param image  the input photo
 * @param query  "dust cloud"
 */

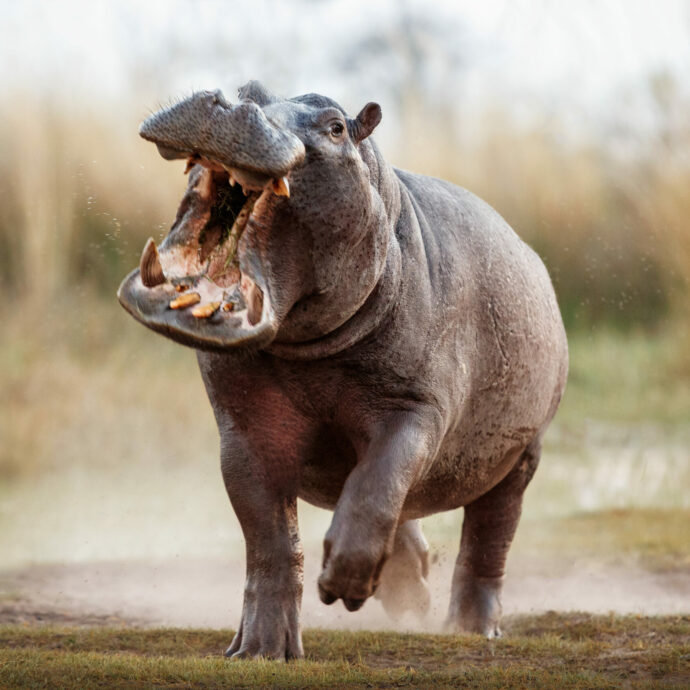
xmin=2 ymin=545 xmax=688 ymax=631
xmin=1 ymin=452 xmax=688 ymax=629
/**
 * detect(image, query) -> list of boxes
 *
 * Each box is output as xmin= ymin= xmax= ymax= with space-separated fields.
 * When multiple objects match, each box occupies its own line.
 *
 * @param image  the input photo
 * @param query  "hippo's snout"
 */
xmin=139 ymin=90 xmax=305 ymax=179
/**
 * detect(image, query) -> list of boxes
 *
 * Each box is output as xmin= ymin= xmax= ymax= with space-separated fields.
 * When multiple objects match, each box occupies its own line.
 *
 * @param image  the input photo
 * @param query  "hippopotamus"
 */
xmin=118 ymin=80 xmax=568 ymax=660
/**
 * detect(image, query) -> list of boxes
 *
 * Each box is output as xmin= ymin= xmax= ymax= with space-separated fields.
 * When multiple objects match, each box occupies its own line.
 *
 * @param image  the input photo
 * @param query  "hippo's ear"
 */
xmin=349 ymin=102 xmax=382 ymax=143
xmin=238 ymin=80 xmax=279 ymax=106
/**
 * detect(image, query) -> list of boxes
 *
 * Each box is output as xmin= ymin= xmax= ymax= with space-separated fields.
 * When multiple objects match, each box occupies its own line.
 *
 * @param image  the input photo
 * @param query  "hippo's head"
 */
xmin=118 ymin=81 xmax=388 ymax=352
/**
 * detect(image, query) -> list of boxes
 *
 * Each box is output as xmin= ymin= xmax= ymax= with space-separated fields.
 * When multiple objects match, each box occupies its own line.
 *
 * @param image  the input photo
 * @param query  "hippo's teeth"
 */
xmin=222 ymin=166 xmax=237 ymax=186
xmin=169 ymin=292 xmax=201 ymax=309
xmin=140 ymin=238 xmax=166 ymax=288
xmin=184 ymin=156 xmax=197 ymax=174
xmin=197 ymin=168 xmax=214 ymax=200
xmin=272 ymin=176 xmax=290 ymax=197
xmin=191 ymin=301 xmax=221 ymax=319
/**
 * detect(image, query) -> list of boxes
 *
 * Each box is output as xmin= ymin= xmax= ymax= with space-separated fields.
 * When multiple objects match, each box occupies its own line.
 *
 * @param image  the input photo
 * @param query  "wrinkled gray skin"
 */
xmin=119 ymin=81 xmax=568 ymax=660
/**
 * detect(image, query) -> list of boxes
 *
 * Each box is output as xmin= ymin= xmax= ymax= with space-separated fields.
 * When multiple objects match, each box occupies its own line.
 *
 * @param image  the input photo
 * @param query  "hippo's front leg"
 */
xmin=318 ymin=412 xmax=438 ymax=611
xmin=220 ymin=439 xmax=304 ymax=660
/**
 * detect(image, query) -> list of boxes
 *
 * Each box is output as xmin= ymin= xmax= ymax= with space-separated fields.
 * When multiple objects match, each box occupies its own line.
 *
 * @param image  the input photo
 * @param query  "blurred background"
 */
xmin=0 ymin=0 xmax=688 ymax=628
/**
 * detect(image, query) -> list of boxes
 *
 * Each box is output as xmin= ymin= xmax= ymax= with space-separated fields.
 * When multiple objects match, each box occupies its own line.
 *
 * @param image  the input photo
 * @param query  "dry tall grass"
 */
xmin=0 ymin=92 xmax=182 ymax=303
xmin=396 ymin=100 xmax=690 ymax=336
xmin=0 ymin=86 xmax=687 ymax=338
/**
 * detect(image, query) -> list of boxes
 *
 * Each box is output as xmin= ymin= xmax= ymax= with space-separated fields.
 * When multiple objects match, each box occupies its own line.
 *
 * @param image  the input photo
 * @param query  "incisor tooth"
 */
xmin=191 ymin=302 xmax=221 ymax=318
xmin=140 ymin=238 xmax=166 ymax=288
xmin=272 ymin=176 xmax=290 ymax=197
xmin=169 ymin=292 xmax=201 ymax=309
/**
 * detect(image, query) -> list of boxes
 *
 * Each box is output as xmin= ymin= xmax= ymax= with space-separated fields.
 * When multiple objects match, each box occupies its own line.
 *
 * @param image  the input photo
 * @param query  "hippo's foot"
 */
xmin=317 ymin=544 xmax=385 ymax=612
xmin=446 ymin=574 xmax=503 ymax=639
xmin=375 ymin=520 xmax=431 ymax=621
xmin=225 ymin=575 xmax=304 ymax=661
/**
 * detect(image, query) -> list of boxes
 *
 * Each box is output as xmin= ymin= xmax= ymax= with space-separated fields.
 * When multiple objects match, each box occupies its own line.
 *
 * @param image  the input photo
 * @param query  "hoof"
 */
xmin=343 ymin=597 xmax=366 ymax=612
xmin=447 ymin=574 xmax=503 ymax=638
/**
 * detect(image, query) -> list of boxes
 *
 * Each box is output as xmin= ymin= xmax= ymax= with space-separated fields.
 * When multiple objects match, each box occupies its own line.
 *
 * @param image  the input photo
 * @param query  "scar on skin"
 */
xmin=479 ymin=301 xmax=511 ymax=391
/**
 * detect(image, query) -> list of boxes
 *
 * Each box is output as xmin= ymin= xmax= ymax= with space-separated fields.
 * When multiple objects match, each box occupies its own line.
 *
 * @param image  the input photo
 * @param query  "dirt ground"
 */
xmin=2 ymin=545 xmax=688 ymax=631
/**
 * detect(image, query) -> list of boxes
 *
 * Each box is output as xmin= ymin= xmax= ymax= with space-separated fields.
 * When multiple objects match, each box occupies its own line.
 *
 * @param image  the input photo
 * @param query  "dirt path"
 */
xmin=2 ymin=549 xmax=688 ymax=630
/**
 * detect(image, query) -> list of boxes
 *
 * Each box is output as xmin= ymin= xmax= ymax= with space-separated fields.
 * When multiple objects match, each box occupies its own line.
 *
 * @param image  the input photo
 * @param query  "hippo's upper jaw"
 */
xmin=118 ymin=90 xmax=304 ymax=351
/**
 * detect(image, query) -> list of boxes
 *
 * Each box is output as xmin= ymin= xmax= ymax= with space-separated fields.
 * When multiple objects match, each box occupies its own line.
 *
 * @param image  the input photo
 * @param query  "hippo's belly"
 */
xmin=296 ymin=424 xmax=358 ymax=510
xmin=294 ymin=401 xmax=532 ymax=517
xmin=296 ymin=423 xmax=528 ymax=517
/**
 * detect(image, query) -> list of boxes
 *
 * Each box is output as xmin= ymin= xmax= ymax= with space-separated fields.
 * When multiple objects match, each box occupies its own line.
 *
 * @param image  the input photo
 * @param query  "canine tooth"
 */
xmin=139 ymin=238 xmax=166 ymax=287
xmin=169 ymin=292 xmax=201 ymax=309
xmin=184 ymin=157 xmax=196 ymax=174
xmin=222 ymin=166 xmax=237 ymax=186
xmin=222 ymin=302 xmax=234 ymax=312
xmin=197 ymin=169 xmax=213 ymax=199
xmin=191 ymin=301 xmax=221 ymax=318
xmin=272 ymin=176 xmax=290 ymax=197
xmin=175 ymin=283 xmax=189 ymax=292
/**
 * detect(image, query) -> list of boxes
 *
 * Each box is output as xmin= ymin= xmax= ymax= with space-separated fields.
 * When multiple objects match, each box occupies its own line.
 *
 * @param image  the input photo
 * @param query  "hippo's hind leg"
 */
xmin=375 ymin=519 xmax=431 ymax=621
xmin=447 ymin=438 xmax=541 ymax=638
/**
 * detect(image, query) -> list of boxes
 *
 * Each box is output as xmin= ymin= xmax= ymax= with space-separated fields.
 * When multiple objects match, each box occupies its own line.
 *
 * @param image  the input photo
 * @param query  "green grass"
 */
xmin=419 ymin=507 xmax=690 ymax=575
xmin=0 ymin=614 xmax=688 ymax=688
xmin=559 ymin=326 xmax=690 ymax=426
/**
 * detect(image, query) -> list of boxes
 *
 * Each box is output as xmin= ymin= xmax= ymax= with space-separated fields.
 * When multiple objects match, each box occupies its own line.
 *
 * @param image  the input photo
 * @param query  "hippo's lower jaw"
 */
xmin=117 ymin=267 xmax=278 ymax=351
xmin=117 ymin=161 xmax=283 ymax=351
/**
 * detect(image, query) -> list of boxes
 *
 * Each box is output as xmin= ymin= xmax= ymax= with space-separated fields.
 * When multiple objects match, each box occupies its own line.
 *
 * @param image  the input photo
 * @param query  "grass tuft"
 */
xmin=0 ymin=614 xmax=687 ymax=688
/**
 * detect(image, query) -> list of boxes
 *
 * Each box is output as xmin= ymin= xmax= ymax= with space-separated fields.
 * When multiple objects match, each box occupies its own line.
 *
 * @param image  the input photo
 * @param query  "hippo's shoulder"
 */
xmin=391 ymin=166 xmax=557 ymax=307
xmin=392 ymin=167 xmax=536 ymax=261
xmin=394 ymin=168 xmax=508 ymax=234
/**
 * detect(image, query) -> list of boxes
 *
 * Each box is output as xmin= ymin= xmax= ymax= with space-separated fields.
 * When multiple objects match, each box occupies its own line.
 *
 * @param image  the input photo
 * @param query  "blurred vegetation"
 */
xmin=515 ymin=508 xmax=690 ymax=574
xmin=1 ymin=73 xmax=688 ymax=341
xmin=0 ymin=65 xmax=689 ymax=484
xmin=397 ymin=75 xmax=690 ymax=340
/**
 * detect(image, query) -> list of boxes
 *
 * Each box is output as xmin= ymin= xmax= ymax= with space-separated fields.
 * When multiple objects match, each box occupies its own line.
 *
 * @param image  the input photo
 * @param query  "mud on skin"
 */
xmin=118 ymin=80 xmax=569 ymax=660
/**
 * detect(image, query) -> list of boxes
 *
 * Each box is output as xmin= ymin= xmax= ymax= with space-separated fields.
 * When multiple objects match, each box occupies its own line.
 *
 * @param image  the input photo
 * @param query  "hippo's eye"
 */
xmin=329 ymin=121 xmax=345 ymax=138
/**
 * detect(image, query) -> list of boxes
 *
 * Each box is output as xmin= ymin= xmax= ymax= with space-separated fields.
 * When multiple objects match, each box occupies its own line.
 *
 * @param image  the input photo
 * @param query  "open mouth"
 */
xmin=117 ymin=156 xmax=290 ymax=351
